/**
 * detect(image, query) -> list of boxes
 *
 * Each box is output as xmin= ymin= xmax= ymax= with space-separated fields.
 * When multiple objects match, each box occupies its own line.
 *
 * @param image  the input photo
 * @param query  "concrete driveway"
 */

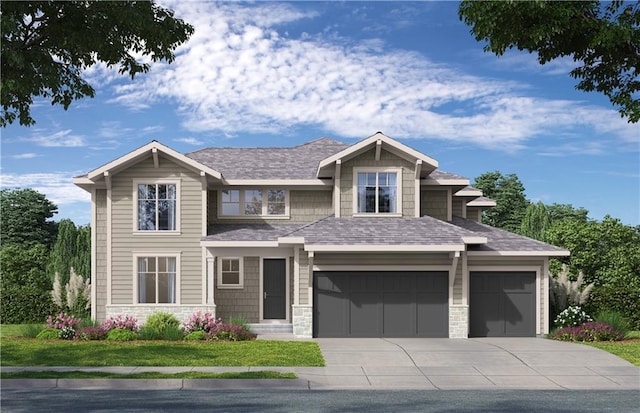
xmin=304 ymin=337 xmax=640 ymax=389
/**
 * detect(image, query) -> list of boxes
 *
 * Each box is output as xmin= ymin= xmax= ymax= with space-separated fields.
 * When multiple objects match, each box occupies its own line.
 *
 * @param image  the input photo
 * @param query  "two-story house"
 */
xmin=74 ymin=132 xmax=568 ymax=338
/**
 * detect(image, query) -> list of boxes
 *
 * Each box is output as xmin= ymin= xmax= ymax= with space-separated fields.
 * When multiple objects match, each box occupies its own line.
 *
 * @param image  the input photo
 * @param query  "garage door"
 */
xmin=314 ymin=271 xmax=448 ymax=338
xmin=470 ymin=271 xmax=536 ymax=337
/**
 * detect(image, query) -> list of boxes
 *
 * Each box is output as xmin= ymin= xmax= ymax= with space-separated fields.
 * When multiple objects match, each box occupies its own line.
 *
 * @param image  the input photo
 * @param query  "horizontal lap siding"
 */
xmin=340 ymin=149 xmax=415 ymax=218
xmin=110 ymin=156 xmax=204 ymax=306
xmin=313 ymin=253 xmax=451 ymax=267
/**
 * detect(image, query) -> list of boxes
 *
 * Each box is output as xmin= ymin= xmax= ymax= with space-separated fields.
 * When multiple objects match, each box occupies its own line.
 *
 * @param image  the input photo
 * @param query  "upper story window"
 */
xmin=137 ymin=182 xmax=179 ymax=231
xmin=354 ymin=168 xmax=402 ymax=215
xmin=219 ymin=189 xmax=289 ymax=218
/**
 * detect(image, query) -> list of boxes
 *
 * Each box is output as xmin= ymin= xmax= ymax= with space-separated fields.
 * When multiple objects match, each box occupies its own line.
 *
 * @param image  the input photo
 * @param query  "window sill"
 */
xmin=132 ymin=231 xmax=182 ymax=236
xmin=133 ymin=303 xmax=180 ymax=306
xmin=352 ymin=213 xmax=403 ymax=218
xmin=216 ymin=285 xmax=244 ymax=290
xmin=217 ymin=216 xmax=290 ymax=220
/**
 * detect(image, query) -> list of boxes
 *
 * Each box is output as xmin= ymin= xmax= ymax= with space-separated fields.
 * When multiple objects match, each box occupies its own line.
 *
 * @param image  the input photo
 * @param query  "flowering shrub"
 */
xmin=76 ymin=326 xmax=108 ymax=341
xmin=550 ymin=322 xmax=623 ymax=342
xmin=554 ymin=306 xmax=592 ymax=328
xmin=206 ymin=323 xmax=256 ymax=341
xmin=102 ymin=314 xmax=139 ymax=332
xmin=46 ymin=312 xmax=82 ymax=331
xmin=58 ymin=326 xmax=76 ymax=340
xmin=183 ymin=311 xmax=221 ymax=334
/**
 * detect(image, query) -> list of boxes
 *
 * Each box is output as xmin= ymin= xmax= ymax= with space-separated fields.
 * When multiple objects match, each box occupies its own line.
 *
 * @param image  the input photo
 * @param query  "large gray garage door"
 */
xmin=470 ymin=271 xmax=536 ymax=337
xmin=314 ymin=271 xmax=448 ymax=338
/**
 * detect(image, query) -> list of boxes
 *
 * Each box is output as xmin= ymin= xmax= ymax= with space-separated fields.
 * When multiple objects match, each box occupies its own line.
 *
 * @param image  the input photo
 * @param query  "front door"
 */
xmin=263 ymin=259 xmax=286 ymax=320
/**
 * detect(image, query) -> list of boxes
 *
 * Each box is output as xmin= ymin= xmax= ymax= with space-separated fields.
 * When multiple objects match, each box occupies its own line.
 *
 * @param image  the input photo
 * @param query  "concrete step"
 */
xmin=248 ymin=323 xmax=293 ymax=334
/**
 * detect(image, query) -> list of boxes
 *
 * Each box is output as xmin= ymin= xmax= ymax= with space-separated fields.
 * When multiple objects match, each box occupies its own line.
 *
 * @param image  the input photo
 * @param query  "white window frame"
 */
xmin=218 ymin=188 xmax=290 ymax=219
xmin=133 ymin=253 xmax=181 ymax=305
xmin=352 ymin=167 xmax=403 ymax=217
xmin=217 ymin=257 xmax=244 ymax=289
xmin=133 ymin=179 xmax=181 ymax=234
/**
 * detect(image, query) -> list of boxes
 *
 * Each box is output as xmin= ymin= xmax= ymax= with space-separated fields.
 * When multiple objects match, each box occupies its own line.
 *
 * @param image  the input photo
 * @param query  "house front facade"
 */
xmin=74 ymin=132 xmax=568 ymax=338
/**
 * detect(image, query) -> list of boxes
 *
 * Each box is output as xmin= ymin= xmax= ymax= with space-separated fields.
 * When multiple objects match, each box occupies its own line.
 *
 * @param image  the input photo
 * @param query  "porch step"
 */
xmin=248 ymin=323 xmax=293 ymax=334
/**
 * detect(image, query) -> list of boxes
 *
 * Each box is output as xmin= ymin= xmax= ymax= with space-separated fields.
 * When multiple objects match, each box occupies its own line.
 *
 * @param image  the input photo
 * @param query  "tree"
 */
xmin=545 ymin=216 xmax=640 ymax=288
xmin=72 ymin=225 xmax=91 ymax=280
xmin=473 ymin=171 xmax=529 ymax=232
xmin=47 ymin=219 xmax=77 ymax=285
xmin=546 ymin=203 xmax=589 ymax=224
xmin=0 ymin=244 xmax=56 ymax=323
xmin=520 ymin=201 xmax=551 ymax=240
xmin=0 ymin=188 xmax=57 ymax=249
xmin=1 ymin=1 xmax=194 ymax=126
xmin=459 ymin=1 xmax=640 ymax=123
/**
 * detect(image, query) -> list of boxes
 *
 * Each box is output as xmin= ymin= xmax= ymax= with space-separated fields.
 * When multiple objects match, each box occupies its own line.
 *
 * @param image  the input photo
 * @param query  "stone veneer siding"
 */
xmin=292 ymin=305 xmax=313 ymax=338
xmin=105 ymin=305 xmax=217 ymax=325
xmin=449 ymin=305 xmax=469 ymax=338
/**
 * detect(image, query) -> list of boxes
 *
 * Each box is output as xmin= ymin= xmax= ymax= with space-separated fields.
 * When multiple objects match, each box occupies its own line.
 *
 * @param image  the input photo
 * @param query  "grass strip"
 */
xmin=1 ymin=338 xmax=325 ymax=367
xmin=582 ymin=341 xmax=640 ymax=366
xmin=1 ymin=370 xmax=296 ymax=379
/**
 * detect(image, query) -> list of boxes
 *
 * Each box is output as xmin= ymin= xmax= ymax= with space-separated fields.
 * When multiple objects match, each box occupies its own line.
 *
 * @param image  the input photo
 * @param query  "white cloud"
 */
xmin=12 ymin=153 xmax=39 ymax=159
xmin=0 ymin=172 xmax=90 ymax=206
xmin=98 ymin=121 xmax=133 ymax=139
xmin=27 ymin=129 xmax=86 ymax=147
xmin=174 ymin=137 xmax=204 ymax=145
xmin=102 ymin=2 xmax=638 ymax=152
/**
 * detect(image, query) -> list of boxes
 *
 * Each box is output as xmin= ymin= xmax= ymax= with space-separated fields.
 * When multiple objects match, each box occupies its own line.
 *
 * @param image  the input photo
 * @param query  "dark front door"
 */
xmin=263 ymin=259 xmax=286 ymax=319
xmin=313 ymin=271 xmax=448 ymax=338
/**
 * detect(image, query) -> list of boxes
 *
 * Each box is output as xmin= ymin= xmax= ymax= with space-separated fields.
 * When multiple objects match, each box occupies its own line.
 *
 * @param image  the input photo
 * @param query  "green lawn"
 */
xmin=1 ymin=370 xmax=296 ymax=379
xmin=582 ymin=332 xmax=640 ymax=366
xmin=0 ymin=338 xmax=324 ymax=367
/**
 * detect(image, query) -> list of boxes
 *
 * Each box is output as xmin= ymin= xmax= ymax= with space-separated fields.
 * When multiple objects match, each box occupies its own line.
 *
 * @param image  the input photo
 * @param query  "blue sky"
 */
xmin=1 ymin=1 xmax=639 ymax=226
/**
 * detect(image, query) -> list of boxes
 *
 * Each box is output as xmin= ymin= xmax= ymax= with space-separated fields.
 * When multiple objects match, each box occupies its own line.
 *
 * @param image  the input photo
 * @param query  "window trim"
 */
xmin=352 ymin=167 xmax=403 ymax=216
xmin=132 ymin=179 xmax=181 ymax=234
xmin=132 ymin=253 xmax=181 ymax=305
xmin=217 ymin=188 xmax=290 ymax=219
xmin=217 ymin=257 xmax=244 ymax=289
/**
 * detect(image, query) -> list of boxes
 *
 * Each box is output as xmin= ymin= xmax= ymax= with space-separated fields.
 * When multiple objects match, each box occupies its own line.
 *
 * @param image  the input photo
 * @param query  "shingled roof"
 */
xmin=186 ymin=138 xmax=349 ymax=180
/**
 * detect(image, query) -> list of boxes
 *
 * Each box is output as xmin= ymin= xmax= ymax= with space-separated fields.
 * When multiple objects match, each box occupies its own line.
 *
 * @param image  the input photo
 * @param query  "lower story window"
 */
xmin=137 ymin=256 xmax=177 ymax=303
xmin=218 ymin=258 xmax=243 ymax=288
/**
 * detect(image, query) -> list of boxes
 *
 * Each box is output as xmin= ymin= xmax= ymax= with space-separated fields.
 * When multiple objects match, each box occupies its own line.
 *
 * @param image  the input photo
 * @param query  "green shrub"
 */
xmin=106 ymin=328 xmax=138 ymax=341
xmin=184 ymin=330 xmax=206 ymax=341
xmin=586 ymin=285 xmax=640 ymax=330
xmin=228 ymin=315 xmax=251 ymax=332
xmin=144 ymin=312 xmax=180 ymax=332
xmin=138 ymin=326 xmax=163 ymax=340
xmin=595 ymin=310 xmax=631 ymax=337
xmin=162 ymin=326 xmax=185 ymax=341
xmin=18 ymin=324 xmax=46 ymax=338
xmin=139 ymin=325 xmax=184 ymax=341
xmin=36 ymin=328 xmax=60 ymax=340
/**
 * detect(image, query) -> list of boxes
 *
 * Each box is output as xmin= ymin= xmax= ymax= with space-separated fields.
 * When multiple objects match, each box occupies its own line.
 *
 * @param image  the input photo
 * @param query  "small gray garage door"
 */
xmin=470 ymin=271 xmax=536 ymax=337
xmin=314 ymin=271 xmax=448 ymax=338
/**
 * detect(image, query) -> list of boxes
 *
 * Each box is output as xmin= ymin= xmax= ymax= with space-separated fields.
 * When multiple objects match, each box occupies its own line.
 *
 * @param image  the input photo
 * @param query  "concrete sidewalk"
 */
xmin=2 ymin=338 xmax=639 ymax=390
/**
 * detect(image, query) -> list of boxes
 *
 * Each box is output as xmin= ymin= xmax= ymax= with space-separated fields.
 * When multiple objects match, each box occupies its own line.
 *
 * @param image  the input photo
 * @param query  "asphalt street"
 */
xmin=3 ymin=389 xmax=639 ymax=412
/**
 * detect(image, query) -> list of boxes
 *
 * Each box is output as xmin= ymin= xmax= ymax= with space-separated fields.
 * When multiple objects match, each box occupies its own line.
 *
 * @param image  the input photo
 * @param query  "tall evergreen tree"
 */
xmin=47 ymin=219 xmax=77 ymax=285
xmin=473 ymin=171 xmax=529 ymax=232
xmin=0 ymin=188 xmax=58 ymax=249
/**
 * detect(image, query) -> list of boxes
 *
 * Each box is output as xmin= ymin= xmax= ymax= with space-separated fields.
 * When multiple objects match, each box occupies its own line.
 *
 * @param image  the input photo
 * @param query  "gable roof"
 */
xmin=187 ymin=138 xmax=349 ymax=181
xmin=316 ymin=132 xmax=439 ymax=178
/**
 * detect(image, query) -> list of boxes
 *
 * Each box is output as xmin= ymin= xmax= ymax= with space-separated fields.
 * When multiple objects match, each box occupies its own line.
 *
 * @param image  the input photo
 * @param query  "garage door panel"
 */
xmin=470 ymin=272 xmax=536 ymax=338
xmin=314 ymin=271 xmax=448 ymax=338
xmin=314 ymin=290 xmax=348 ymax=337
xmin=416 ymin=292 xmax=448 ymax=337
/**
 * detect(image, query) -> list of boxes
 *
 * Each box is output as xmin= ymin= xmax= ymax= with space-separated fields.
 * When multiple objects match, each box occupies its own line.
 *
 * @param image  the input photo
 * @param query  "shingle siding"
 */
xmin=340 ymin=148 xmax=415 ymax=217
xmin=215 ymin=257 xmax=260 ymax=322
xmin=421 ymin=189 xmax=448 ymax=220
xmin=95 ymin=189 xmax=108 ymax=321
